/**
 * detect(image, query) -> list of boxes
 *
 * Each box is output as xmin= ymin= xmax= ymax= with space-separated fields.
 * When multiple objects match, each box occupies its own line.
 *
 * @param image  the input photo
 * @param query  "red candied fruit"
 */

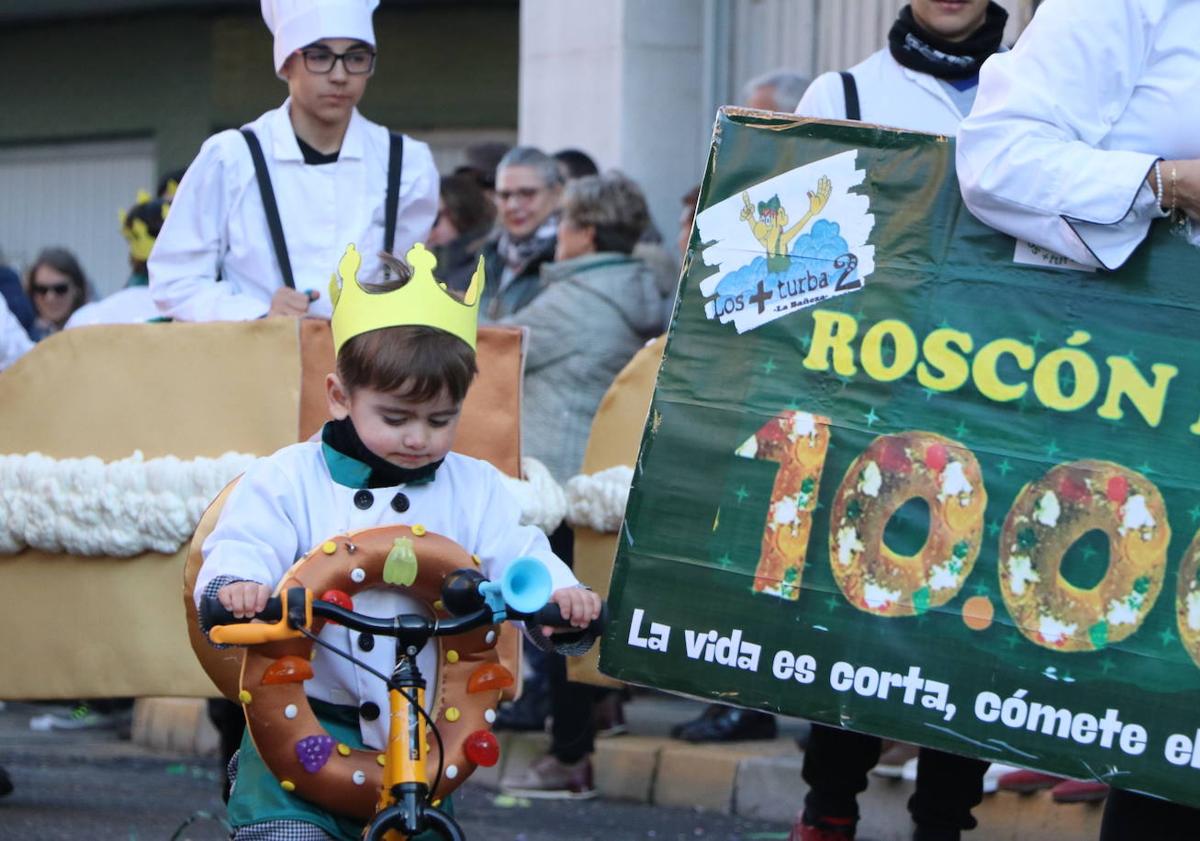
xmin=757 ymin=417 xmax=790 ymax=447
xmin=1106 ymin=475 xmax=1129 ymax=505
xmin=877 ymin=439 xmax=911 ymax=473
xmin=1059 ymin=474 xmax=1091 ymax=504
xmin=321 ymin=589 xmax=353 ymax=610
xmin=924 ymin=443 xmax=948 ymax=473
xmin=463 ymin=730 xmax=500 ymax=767
xmin=467 ymin=663 xmax=515 ymax=694
xmin=262 ymin=655 xmax=315 ymax=685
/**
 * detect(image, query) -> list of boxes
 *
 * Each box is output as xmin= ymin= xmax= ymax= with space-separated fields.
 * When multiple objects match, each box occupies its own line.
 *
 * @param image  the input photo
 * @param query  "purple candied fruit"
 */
xmin=296 ymin=734 xmax=335 ymax=773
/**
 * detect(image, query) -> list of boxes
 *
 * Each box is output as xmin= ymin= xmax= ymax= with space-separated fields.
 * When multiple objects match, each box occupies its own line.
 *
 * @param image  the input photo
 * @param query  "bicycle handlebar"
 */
xmin=202 ymin=582 xmax=607 ymax=646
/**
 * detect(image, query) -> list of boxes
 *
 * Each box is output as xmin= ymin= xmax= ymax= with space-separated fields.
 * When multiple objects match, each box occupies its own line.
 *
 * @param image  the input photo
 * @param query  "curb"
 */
xmin=482 ymin=732 xmax=1103 ymax=841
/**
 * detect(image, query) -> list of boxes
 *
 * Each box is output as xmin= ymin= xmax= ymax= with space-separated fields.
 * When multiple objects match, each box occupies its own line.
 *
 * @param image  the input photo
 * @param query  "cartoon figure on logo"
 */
xmin=739 ymin=176 xmax=832 ymax=273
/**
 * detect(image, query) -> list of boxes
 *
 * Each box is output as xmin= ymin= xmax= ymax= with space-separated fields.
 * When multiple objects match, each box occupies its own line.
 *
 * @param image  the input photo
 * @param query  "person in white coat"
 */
xmin=0 ymin=294 xmax=32 ymax=372
xmin=794 ymin=0 xmax=1007 ymax=134
xmin=957 ymin=0 xmax=1200 ymax=273
xmin=791 ymin=5 xmax=1008 ymax=840
xmin=957 ymin=2 xmax=1200 ymax=838
xmin=149 ymin=0 xmax=438 ymax=322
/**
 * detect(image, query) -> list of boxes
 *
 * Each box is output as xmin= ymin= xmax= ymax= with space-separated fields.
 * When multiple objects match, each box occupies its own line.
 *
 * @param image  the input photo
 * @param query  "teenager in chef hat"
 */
xmin=148 ymin=0 xmax=438 ymax=324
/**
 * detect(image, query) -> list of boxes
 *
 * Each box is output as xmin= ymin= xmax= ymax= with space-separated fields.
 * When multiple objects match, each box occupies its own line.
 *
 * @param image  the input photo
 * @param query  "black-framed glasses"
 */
xmin=298 ymin=46 xmax=376 ymax=75
xmin=32 ymin=282 xmax=70 ymax=297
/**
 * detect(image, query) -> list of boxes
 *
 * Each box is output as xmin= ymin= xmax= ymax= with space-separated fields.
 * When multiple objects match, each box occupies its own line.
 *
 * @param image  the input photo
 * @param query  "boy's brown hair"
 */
xmin=337 ymin=325 xmax=478 ymax=404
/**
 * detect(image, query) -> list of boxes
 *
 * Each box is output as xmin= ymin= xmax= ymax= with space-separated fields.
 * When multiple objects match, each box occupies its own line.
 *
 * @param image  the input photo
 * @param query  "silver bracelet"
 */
xmin=1154 ymin=159 xmax=1165 ymax=209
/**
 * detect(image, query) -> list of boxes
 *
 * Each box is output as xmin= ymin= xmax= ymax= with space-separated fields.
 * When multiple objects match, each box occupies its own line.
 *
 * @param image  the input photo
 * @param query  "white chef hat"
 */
xmin=262 ymin=0 xmax=381 ymax=76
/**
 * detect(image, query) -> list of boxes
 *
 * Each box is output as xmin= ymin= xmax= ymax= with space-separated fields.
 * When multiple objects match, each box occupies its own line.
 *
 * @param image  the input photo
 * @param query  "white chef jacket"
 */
xmin=0 ymin=295 xmax=32 ymax=372
xmin=196 ymin=442 xmax=577 ymax=751
xmin=957 ymin=0 xmax=1200 ymax=270
xmin=65 ymin=286 xmax=159 ymax=329
xmin=149 ymin=100 xmax=438 ymax=322
xmin=795 ymin=47 xmax=968 ymax=135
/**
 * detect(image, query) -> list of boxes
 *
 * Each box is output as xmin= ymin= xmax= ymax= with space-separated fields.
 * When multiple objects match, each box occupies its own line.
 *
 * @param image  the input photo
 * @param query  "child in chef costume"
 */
xmin=195 ymin=244 xmax=601 ymax=840
xmin=150 ymin=0 xmax=438 ymax=323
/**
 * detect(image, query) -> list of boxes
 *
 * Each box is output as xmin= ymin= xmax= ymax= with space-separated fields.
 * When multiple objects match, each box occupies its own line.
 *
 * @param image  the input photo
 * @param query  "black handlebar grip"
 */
xmin=525 ymin=600 xmax=608 ymax=636
xmin=200 ymin=594 xmax=284 ymax=629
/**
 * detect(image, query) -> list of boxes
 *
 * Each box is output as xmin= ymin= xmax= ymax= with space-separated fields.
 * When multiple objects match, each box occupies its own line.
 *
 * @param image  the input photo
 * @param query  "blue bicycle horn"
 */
xmin=500 ymin=556 xmax=552 ymax=614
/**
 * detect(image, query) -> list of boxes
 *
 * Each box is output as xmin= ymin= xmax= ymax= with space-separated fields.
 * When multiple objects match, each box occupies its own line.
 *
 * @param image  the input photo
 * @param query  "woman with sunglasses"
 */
xmin=149 ymin=0 xmax=437 ymax=323
xmin=24 ymin=248 xmax=88 ymax=340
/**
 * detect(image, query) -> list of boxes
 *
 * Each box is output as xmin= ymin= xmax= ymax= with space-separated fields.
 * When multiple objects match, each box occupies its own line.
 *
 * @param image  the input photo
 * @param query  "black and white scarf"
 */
xmin=888 ymin=2 xmax=1007 ymax=80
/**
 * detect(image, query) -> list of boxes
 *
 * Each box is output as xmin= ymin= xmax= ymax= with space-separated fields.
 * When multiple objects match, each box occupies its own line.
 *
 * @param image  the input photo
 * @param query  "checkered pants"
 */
xmin=227 ymin=751 xmax=337 ymax=841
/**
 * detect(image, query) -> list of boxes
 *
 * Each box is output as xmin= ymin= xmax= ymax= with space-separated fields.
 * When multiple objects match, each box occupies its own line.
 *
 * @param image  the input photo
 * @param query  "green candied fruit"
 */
xmin=801 ymin=477 xmax=816 ymax=495
xmin=383 ymin=537 xmax=419 ymax=586
xmin=1088 ymin=620 xmax=1109 ymax=650
xmin=952 ymin=540 xmax=970 ymax=560
xmin=847 ymin=499 xmax=863 ymax=520
xmin=1133 ymin=575 xmax=1152 ymax=595
xmin=784 ymin=567 xmax=799 ymax=583
xmin=1017 ymin=528 xmax=1038 ymax=550
xmin=912 ymin=586 xmax=931 ymax=615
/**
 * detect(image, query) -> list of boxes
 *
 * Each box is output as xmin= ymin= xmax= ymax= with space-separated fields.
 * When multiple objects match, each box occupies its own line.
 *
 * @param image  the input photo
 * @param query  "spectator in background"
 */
xmin=156 ymin=167 xmax=187 ymax=201
xmin=498 ymin=173 xmax=664 ymax=799
xmin=0 ymin=293 xmax=33 ymax=372
xmin=454 ymin=140 xmax=510 ymax=202
xmin=25 ymin=248 xmax=89 ymax=340
xmin=150 ymin=0 xmax=437 ymax=322
xmin=66 ymin=193 xmax=169 ymax=328
xmin=428 ymin=173 xmax=496 ymax=291
xmin=479 ymin=146 xmax=563 ymax=320
xmin=554 ymin=148 xmax=599 ymax=182
xmin=744 ymin=69 xmax=812 ymax=114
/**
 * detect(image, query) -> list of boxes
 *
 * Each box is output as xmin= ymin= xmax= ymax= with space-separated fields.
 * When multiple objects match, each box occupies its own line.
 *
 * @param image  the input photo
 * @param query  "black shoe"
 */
xmin=676 ymin=707 xmax=777 ymax=742
xmin=0 ymin=766 xmax=13 ymax=798
xmin=669 ymin=703 xmax=723 ymax=738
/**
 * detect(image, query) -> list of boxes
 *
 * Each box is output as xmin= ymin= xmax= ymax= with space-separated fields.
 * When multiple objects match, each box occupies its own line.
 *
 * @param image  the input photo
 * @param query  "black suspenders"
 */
xmin=839 ymin=71 xmax=862 ymax=122
xmin=240 ymin=129 xmax=405 ymax=289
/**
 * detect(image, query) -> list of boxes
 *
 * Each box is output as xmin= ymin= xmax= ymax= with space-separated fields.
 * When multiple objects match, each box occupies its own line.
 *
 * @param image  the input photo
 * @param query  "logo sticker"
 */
xmin=698 ymin=150 xmax=875 ymax=334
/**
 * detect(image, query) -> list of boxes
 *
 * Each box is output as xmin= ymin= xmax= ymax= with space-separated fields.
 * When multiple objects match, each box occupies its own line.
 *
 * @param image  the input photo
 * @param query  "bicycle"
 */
xmin=202 ymin=556 xmax=605 ymax=841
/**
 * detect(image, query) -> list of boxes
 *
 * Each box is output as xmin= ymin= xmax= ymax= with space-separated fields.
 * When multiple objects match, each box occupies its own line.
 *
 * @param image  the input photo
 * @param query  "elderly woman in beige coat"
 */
xmin=497 ymin=172 xmax=664 ymax=798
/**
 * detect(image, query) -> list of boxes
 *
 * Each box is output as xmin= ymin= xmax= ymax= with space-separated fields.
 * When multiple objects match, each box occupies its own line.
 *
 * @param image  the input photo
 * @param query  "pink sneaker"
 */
xmin=1050 ymin=779 xmax=1110 ymax=803
xmin=997 ymin=769 xmax=1063 ymax=793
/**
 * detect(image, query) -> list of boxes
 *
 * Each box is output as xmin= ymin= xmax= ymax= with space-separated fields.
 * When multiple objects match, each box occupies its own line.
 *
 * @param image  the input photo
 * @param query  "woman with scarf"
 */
xmin=794 ymin=0 xmax=1006 ymax=133
xmin=790 ymin=7 xmax=1009 ymax=840
xmin=479 ymin=146 xmax=563 ymax=321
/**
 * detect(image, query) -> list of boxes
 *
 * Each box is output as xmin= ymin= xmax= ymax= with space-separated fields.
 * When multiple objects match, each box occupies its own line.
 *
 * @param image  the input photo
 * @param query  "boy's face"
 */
xmin=282 ymin=38 xmax=373 ymax=126
xmin=327 ymin=379 xmax=462 ymax=470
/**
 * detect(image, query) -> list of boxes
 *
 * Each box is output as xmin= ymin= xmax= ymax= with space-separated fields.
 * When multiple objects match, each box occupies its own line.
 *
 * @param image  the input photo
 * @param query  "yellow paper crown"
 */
xmin=329 ymin=242 xmax=485 ymax=354
xmin=118 ymin=189 xmax=170 ymax=262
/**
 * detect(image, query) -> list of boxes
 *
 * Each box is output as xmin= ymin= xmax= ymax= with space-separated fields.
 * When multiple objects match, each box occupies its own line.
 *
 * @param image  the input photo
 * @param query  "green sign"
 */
xmin=601 ymin=109 xmax=1200 ymax=807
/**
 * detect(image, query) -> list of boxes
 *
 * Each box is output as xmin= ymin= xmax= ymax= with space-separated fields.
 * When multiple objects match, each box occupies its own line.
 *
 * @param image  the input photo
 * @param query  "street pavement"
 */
xmin=0 ymin=701 xmax=792 ymax=840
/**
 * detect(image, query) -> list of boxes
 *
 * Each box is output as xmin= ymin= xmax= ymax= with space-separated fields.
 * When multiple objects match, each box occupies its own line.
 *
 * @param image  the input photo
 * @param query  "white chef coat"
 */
xmin=65 ymin=286 xmax=159 ymax=329
xmin=0 ymin=295 xmax=32 ymax=372
xmin=957 ymin=0 xmax=1200 ymax=270
xmin=196 ymin=442 xmax=577 ymax=751
xmin=795 ymin=47 xmax=969 ymax=135
xmin=150 ymin=100 xmax=438 ymax=322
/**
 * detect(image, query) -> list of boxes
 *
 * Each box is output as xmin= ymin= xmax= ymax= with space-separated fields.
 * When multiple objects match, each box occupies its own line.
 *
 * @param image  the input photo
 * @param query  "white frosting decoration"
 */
xmin=503 ymin=457 xmax=568 ymax=534
xmin=1187 ymin=590 xmax=1200 ymax=631
xmin=445 ymin=765 xmax=459 ymax=780
xmin=284 ymin=704 xmax=298 ymax=719
xmin=563 ymin=464 xmax=633 ymax=533
xmin=835 ymin=526 xmax=864 ymax=567
xmin=938 ymin=461 xmax=973 ymax=505
xmin=858 ymin=461 xmax=882 ymax=497
xmin=928 ymin=562 xmax=960 ymax=591
xmin=1038 ymin=615 xmax=1077 ymax=645
xmin=350 ymin=568 xmax=366 ymax=583
xmin=485 ymin=630 xmax=496 ymax=645
xmin=1120 ymin=495 xmax=1155 ymax=537
xmin=863 ymin=581 xmax=901 ymax=610
xmin=773 ymin=496 xmax=799 ymax=527
xmin=484 ymin=709 xmax=496 ymax=724
xmin=1106 ymin=595 xmax=1142 ymax=627
xmin=791 ymin=412 xmax=816 ymax=441
xmin=1033 ymin=491 xmax=1060 ymax=528
xmin=0 ymin=450 xmax=255 ymax=557
xmin=1007 ymin=555 xmax=1040 ymax=596
xmin=352 ymin=770 xmax=366 ymax=785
